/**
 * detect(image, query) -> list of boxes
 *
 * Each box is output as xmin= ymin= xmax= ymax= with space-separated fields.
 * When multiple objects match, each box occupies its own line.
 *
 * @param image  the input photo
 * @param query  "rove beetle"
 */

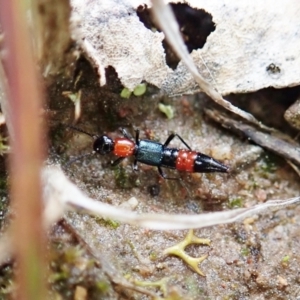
xmin=67 ymin=126 xmax=229 ymax=179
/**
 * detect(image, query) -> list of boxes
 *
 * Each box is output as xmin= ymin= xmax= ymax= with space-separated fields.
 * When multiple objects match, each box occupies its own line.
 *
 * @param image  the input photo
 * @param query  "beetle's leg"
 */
xmin=112 ymin=157 xmax=125 ymax=166
xmin=66 ymin=152 xmax=95 ymax=167
xmin=158 ymin=166 xmax=180 ymax=180
xmin=135 ymin=129 xmax=140 ymax=145
xmin=66 ymin=125 xmax=96 ymax=139
xmin=133 ymin=159 xmax=138 ymax=171
xmin=119 ymin=128 xmax=132 ymax=139
xmin=131 ymin=130 xmax=140 ymax=170
xmin=163 ymin=133 xmax=192 ymax=150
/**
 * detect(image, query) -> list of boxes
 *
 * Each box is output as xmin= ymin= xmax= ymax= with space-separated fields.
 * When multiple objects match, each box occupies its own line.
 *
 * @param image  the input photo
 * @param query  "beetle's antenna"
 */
xmin=66 ymin=125 xmax=96 ymax=139
xmin=66 ymin=151 xmax=95 ymax=167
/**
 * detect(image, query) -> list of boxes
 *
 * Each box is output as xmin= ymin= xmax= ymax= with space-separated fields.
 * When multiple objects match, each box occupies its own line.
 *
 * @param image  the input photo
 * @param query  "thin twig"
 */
xmin=205 ymin=108 xmax=300 ymax=166
xmin=43 ymin=166 xmax=300 ymax=231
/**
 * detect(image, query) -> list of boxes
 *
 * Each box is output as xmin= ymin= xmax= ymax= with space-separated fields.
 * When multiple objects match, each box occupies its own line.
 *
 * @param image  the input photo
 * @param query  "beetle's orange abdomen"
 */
xmin=176 ymin=150 xmax=197 ymax=172
xmin=113 ymin=138 xmax=135 ymax=157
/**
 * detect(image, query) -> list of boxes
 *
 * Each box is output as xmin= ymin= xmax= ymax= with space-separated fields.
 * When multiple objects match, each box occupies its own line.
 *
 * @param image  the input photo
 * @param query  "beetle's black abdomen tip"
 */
xmin=217 ymin=162 xmax=230 ymax=173
xmin=194 ymin=153 xmax=229 ymax=173
xmin=206 ymin=159 xmax=229 ymax=173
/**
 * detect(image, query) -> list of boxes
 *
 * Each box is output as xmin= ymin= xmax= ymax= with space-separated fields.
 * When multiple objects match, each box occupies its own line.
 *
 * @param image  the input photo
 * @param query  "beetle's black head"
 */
xmin=93 ymin=135 xmax=114 ymax=155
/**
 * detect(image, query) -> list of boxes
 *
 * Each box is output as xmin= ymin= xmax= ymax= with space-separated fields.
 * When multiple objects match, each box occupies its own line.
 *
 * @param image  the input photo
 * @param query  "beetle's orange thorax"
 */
xmin=113 ymin=138 xmax=135 ymax=157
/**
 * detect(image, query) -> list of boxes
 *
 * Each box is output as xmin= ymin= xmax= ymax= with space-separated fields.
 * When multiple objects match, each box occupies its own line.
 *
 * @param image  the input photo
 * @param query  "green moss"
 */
xmin=0 ymin=176 xmax=9 ymax=229
xmin=133 ymin=83 xmax=147 ymax=96
xmin=63 ymin=91 xmax=81 ymax=104
xmin=134 ymin=178 xmax=141 ymax=187
xmin=158 ymin=103 xmax=175 ymax=119
xmin=50 ymin=123 xmax=69 ymax=153
xmin=251 ymin=180 xmax=259 ymax=189
xmin=0 ymin=176 xmax=7 ymax=191
xmin=0 ymin=134 xmax=9 ymax=155
xmin=120 ymin=88 xmax=132 ymax=99
xmin=95 ymin=280 xmax=109 ymax=293
xmin=241 ymin=247 xmax=250 ymax=256
xmin=49 ymin=244 xmax=110 ymax=299
xmin=113 ymin=166 xmax=131 ymax=188
xmin=126 ymin=240 xmax=135 ymax=251
xmin=260 ymin=154 xmax=279 ymax=173
xmin=228 ymin=197 xmax=243 ymax=208
xmin=120 ymin=84 xmax=147 ymax=98
xmin=92 ymin=216 xmax=120 ymax=229
xmin=149 ymin=250 xmax=158 ymax=261
xmin=185 ymin=276 xmax=204 ymax=296
xmin=65 ymin=247 xmax=84 ymax=263
xmin=49 ymin=269 xmax=69 ymax=282
xmin=281 ymin=255 xmax=290 ymax=263
xmin=104 ymin=219 xmax=120 ymax=229
xmin=0 ymin=265 xmax=14 ymax=297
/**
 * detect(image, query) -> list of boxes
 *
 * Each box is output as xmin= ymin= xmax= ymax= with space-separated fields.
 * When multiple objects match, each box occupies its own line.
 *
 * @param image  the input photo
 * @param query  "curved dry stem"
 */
xmin=43 ymin=166 xmax=300 ymax=230
xmin=151 ymin=0 xmax=273 ymax=132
